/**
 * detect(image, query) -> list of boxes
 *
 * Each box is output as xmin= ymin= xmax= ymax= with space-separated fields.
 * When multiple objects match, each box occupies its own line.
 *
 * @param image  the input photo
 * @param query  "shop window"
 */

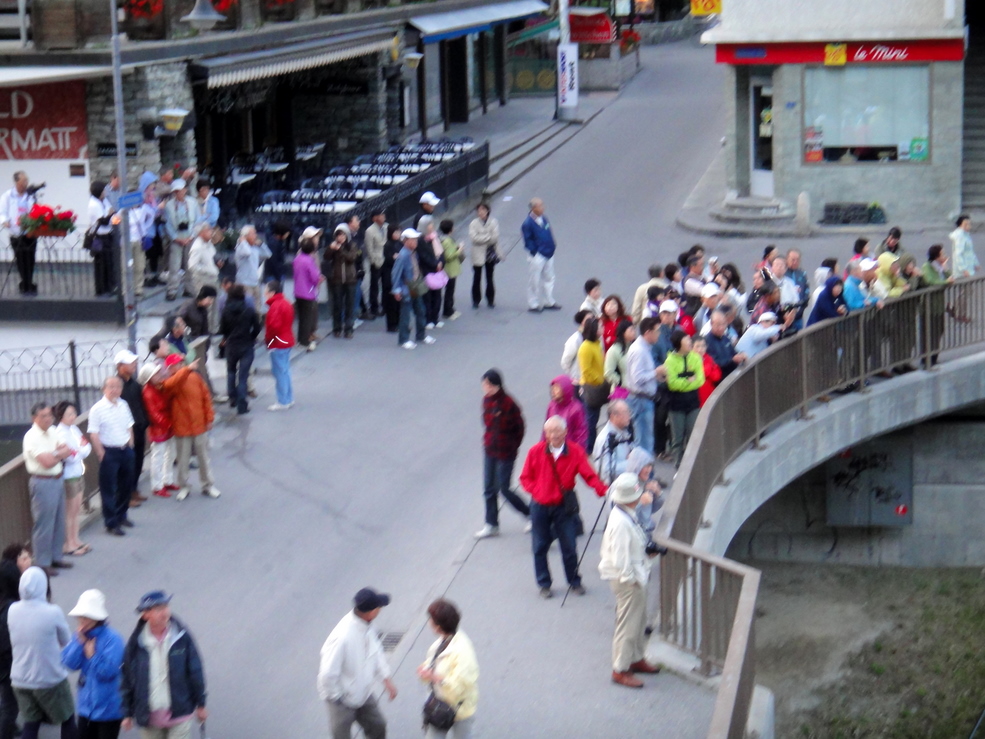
xmin=803 ymin=66 xmax=930 ymax=163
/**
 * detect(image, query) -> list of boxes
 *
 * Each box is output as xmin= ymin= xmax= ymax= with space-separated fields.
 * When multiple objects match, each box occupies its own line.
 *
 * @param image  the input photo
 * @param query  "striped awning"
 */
xmin=191 ymin=29 xmax=397 ymax=89
xmin=410 ymin=0 xmax=548 ymax=43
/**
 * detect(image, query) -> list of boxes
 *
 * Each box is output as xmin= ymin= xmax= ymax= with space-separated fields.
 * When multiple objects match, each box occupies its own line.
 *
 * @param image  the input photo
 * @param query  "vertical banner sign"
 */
xmin=557 ymin=43 xmax=578 ymax=109
xmin=690 ymin=0 xmax=721 ymax=16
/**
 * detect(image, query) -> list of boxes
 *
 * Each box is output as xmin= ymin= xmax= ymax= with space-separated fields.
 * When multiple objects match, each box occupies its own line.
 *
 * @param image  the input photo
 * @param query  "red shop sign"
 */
xmin=0 ymin=80 xmax=89 ymax=161
xmin=570 ymin=9 xmax=615 ymax=44
xmin=715 ymin=38 xmax=965 ymax=65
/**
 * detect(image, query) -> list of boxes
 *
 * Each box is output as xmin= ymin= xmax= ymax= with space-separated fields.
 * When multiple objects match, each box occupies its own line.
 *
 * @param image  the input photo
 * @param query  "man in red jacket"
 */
xmin=264 ymin=280 xmax=295 ymax=411
xmin=519 ymin=415 xmax=609 ymax=599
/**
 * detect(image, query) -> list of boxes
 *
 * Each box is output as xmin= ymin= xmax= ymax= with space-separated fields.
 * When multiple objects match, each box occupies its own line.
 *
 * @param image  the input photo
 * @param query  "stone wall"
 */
xmin=728 ymin=417 xmax=985 ymax=567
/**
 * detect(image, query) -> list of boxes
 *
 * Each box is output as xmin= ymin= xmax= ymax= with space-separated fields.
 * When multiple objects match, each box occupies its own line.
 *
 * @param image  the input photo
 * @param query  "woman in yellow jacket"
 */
xmin=662 ymin=329 xmax=705 ymax=469
xmin=874 ymin=252 xmax=911 ymax=299
xmin=418 ymin=599 xmax=479 ymax=738
xmin=577 ymin=316 xmax=607 ymax=452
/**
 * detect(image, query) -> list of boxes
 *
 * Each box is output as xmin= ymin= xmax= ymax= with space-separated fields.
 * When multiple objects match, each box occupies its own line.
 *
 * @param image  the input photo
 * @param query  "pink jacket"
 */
xmin=543 ymin=375 xmax=588 ymax=449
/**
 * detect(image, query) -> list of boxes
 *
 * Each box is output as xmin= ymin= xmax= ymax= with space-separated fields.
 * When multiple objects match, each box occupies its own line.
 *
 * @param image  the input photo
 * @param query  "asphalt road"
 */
xmin=32 ymin=40 xmax=845 ymax=738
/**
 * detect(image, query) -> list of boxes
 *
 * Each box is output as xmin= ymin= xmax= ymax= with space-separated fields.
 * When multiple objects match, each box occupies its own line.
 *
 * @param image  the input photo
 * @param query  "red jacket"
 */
xmin=698 ymin=352 xmax=722 ymax=407
xmin=142 ymin=382 xmax=173 ymax=442
xmin=265 ymin=292 xmax=296 ymax=350
xmin=483 ymin=389 xmax=525 ymax=460
xmin=519 ymin=440 xmax=608 ymax=506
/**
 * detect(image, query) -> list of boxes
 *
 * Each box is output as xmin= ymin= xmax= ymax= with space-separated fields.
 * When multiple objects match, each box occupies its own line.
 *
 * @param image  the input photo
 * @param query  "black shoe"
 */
xmin=106 ymin=527 xmax=125 ymax=536
xmin=120 ymin=519 xmax=135 ymax=528
xmin=528 ymin=307 xmax=543 ymax=313
xmin=473 ymin=303 xmax=480 ymax=309
xmin=539 ymin=587 xmax=553 ymax=599
xmin=237 ymin=406 xmax=250 ymax=415
xmin=344 ymin=330 xmax=353 ymax=339
xmin=544 ymin=303 xmax=562 ymax=311
xmin=571 ymin=584 xmax=586 ymax=596
xmin=487 ymin=302 xmax=495 ymax=308
xmin=51 ymin=560 xmax=73 ymax=569
xmin=165 ymin=292 xmax=177 ymax=301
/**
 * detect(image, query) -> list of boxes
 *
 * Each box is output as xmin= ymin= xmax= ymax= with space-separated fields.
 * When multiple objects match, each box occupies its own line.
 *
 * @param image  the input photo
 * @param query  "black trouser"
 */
xmin=442 ymin=276 xmax=457 ymax=317
xmin=21 ymin=717 xmax=78 ymax=739
xmin=12 ymin=235 xmax=37 ymax=293
xmin=654 ymin=388 xmax=670 ymax=456
xmin=132 ymin=423 xmax=147 ymax=494
xmin=99 ymin=446 xmax=134 ymax=530
xmin=381 ymin=269 xmax=399 ymax=331
xmin=296 ymin=297 xmax=318 ymax=345
xmin=92 ymin=242 xmax=115 ymax=296
xmin=369 ymin=265 xmax=382 ymax=314
xmin=226 ymin=344 xmax=254 ymax=412
xmin=425 ymin=289 xmax=441 ymax=324
xmin=331 ymin=283 xmax=356 ymax=333
xmin=77 ymin=717 xmax=121 ymax=739
xmin=0 ymin=678 xmax=16 ymax=739
xmin=472 ymin=263 xmax=495 ymax=307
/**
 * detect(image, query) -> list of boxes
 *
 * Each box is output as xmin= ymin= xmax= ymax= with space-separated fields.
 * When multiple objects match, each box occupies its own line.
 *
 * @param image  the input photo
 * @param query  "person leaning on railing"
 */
xmin=661 ymin=330 xmax=704 ymax=470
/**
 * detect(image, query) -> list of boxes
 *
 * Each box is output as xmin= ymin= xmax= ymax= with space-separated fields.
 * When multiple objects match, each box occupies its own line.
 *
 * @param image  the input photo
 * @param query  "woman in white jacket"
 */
xmin=54 ymin=401 xmax=91 ymax=556
xmin=417 ymin=599 xmax=479 ymax=738
xmin=468 ymin=203 xmax=502 ymax=309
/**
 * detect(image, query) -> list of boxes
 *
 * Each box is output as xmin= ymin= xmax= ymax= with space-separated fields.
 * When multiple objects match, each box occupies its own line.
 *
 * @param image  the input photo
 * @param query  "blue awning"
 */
xmin=410 ymin=0 xmax=549 ymax=44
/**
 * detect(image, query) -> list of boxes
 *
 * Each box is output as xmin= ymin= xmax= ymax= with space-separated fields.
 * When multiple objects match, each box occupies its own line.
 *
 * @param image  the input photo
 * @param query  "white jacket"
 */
xmin=598 ymin=504 xmax=650 ymax=587
xmin=317 ymin=611 xmax=391 ymax=708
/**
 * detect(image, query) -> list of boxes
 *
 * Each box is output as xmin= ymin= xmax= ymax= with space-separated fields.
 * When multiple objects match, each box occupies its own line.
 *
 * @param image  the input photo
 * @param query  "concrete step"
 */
xmin=488 ymin=121 xmax=564 ymax=167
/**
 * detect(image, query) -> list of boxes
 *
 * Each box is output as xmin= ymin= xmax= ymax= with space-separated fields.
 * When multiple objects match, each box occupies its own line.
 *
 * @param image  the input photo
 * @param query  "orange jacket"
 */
xmin=142 ymin=382 xmax=173 ymax=442
xmin=163 ymin=367 xmax=214 ymax=437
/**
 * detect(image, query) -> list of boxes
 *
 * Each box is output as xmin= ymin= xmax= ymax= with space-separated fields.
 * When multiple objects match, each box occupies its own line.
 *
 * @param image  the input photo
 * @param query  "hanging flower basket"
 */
xmin=124 ymin=0 xmax=165 ymax=39
xmin=20 ymin=205 xmax=77 ymax=239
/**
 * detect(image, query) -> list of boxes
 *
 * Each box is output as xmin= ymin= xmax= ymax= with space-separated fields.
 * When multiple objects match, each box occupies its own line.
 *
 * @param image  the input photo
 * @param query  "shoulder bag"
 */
xmin=548 ymin=447 xmax=580 ymax=517
xmin=422 ymin=637 xmax=460 ymax=730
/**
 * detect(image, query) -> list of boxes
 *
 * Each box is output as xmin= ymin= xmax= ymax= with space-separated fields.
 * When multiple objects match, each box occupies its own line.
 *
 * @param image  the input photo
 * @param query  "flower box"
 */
xmin=27 ymin=228 xmax=69 ymax=239
xmin=20 ymin=205 xmax=77 ymax=238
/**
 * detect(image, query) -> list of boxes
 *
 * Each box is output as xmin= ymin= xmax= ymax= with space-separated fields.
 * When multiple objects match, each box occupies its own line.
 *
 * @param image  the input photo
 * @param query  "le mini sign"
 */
xmin=715 ymin=38 xmax=965 ymax=65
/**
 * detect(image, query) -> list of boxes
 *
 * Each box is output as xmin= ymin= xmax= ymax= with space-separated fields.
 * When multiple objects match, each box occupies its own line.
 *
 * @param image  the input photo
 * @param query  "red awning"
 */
xmin=570 ymin=8 xmax=614 ymax=44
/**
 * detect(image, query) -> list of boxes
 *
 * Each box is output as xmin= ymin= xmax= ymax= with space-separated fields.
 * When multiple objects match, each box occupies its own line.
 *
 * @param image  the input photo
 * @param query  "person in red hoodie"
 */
xmin=264 ymin=280 xmax=296 ymax=412
xmin=519 ymin=415 xmax=609 ymax=599
xmin=692 ymin=336 xmax=721 ymax=407
xmin=138 ymin=363 xmax=177 ymax=498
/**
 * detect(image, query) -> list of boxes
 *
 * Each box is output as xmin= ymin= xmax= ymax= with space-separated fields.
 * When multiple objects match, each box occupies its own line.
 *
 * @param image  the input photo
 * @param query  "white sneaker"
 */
xmin=175 ymin=487 xmax=190 ymax=501
xmin=524 ymin=521 xmax=533 ymax=533
xmin=286 ymin=402 xmax=295 ymax=408
xmin=449 ymin=311 xmax=462 ymax=320
xmin=425 ymin=322 xmax=435 ymax=329
xmin=422 ymin=336 xmax=436 ymax=345
xmin=475 ymin=524 xmax=500 ymax=539
xmin=401 ymin=341 xmax=417 ymax=350
xmin=435 ymin=321 xmax=445 ymax=328
xmin=306 ymin=342 xmax=317 ymax=352
xmin=353 ymin=319 xmax=364 ymax=329
xmin=268 ymin=403 xmax=290 ymax=411
xmin=203 ymin=486 xmax=221 ymax=499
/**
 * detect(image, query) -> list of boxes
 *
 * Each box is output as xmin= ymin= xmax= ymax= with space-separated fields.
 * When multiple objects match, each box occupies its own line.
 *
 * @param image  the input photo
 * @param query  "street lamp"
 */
xmin=181 ymin=0 xmax=226 ymax=31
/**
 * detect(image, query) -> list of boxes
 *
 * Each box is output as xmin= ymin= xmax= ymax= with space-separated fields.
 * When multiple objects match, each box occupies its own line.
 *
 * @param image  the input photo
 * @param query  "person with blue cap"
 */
xmin=120 ymin=591 xmax=207 ymax=738
xmin=317 ymin=587 xmax=397 ymax=739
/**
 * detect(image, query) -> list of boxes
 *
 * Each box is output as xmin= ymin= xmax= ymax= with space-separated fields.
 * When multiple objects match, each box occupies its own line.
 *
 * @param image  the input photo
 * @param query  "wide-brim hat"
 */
xmin=69 ymin=589 xmax=109 ymax=621
xmin=610 ymin=472 xmax=643 ymax=505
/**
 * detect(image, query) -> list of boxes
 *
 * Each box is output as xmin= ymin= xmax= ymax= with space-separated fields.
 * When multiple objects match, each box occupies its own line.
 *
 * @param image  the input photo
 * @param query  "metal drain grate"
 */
xmin=380 ymin=631 xmax=405 ymax=653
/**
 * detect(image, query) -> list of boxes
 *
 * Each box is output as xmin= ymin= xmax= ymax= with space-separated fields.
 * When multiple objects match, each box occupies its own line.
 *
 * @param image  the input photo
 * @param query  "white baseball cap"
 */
xmin=659 ymin=300 xmax=679 ymax=314
xmin=170 ymin=178 xmax=187 ymax=193
xmin=859 ymin=258 xmax=878 ymax=271
xmin=69 ymin=589 xmax=109 ymax=621
xmin=759 ymin=311 xmax=778 ymax=324
xmin=419 ymin=191 xmax=441 ymax=206
xmin=401 ymin=228 xmax=421 ymax=240
xmin=114 ymin=349 xmax=138 ymax=365
xmin=301 ymin=226 xmax=323 ymax=240
xmin=700 ymin=283 xmax=722 ymax=298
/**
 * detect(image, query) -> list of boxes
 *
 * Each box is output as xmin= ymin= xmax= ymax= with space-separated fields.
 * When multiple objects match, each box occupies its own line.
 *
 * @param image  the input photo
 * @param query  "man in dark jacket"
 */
xmin=475 ymin=369 xmax=530 ymax=539
xmin=117 ymin=350 xmax=149 ymax=508
xmin=218 ymin=285 xmax=261 ymax=415
xmin=178 ymin=285 xmax=219 ymax=397
xmin=121 ymin=591 xmax=207 ymax=737
xmin=0 ymin=557 xmax=22 ymax=739
xmin=704 ymin=310 xmax=747 ymax=380
xmin=321 ymin=224 xmax=361 ymax=339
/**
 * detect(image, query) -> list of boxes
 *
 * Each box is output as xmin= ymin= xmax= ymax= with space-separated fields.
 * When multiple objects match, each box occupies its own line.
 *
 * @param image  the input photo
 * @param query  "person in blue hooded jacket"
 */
xmin=61 ymin=589 xmax=124 ymax=739
xmin=843 ymin=259 xmax=882 ymax=312
xmin=807 ymin=276 xmax=849 ymax=327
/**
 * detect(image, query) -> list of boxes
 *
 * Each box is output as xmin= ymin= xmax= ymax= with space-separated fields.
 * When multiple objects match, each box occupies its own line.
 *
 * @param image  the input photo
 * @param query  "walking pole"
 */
xmin=560 ymin=495 xmax=609 ymax=608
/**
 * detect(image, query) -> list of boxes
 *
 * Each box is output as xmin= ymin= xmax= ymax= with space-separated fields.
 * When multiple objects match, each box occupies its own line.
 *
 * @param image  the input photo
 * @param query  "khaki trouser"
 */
xmin=611 ymin=579 xmax=648 ymax=672
xmin=132 ymin=239 xmax=146 ymax=296
xmin=175 ymin=434 xmax=214 ymax=491
xmin=139 ymin=719 xmax=194 ymax=739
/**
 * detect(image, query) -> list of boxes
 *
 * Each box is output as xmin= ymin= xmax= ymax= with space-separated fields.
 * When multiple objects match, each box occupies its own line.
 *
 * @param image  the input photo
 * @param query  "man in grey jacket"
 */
xmin=7 ymin=567 xmax=79 ymax=737
xmin=363 ymin=209 xmax=388 ymax=317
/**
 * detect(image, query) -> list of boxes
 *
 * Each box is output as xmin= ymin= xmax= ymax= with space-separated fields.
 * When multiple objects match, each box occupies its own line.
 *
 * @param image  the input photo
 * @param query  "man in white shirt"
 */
xmin=624 ymin=317 xmax=661 ymax=455
xmin=0 ymin=171 xmax=38 ymax=294
xmin=317 ymin=588 xmax=398 ymax=739
xmin=88 ymin=376 xmax=135 ymax=536
xmin=235 ymin=225 xmax=271 ymax=309
xmin=560 ymin=309 xmax=592 ymax=384
xmin=598 ymin=473 xmax=660 ymax=689
xmin=22 ymin=402 xmax=73 ymax=576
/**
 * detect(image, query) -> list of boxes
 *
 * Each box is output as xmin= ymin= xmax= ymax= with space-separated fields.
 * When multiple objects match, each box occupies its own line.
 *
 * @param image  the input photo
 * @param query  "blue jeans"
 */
xmin=483 ymin=455 xmax=530 ymax=526
xmin=99 ymin=446 xmax=133 ymax=530
xmin=628 ymin=395 xmax=655 ymax=454
xmin=530 ymin=501 xmax=581 ymax=589
xmin=227 ymin=344 xmax=255 ymax=412
xmin=269 ymin=348 xmax=293 ymax=405
xmin=397 ymin=295 xmax=427 ymax=344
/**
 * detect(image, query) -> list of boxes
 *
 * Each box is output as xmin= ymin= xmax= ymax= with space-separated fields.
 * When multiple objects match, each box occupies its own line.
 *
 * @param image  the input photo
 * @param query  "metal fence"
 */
xmin=0 ymin=338 xmax=151 ymax=429
xmin=655 ymin=274 xmax=985 ymax=739
xmin=0 ymin=232 xmax=116 ymax=300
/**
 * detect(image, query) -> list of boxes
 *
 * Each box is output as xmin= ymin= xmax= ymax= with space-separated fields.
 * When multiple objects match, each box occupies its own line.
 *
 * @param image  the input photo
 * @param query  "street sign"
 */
xmin=118 ymin=190 xmax=143 ymax=209
xmin=557 ymin=43 xmax=578 ymax=109
xmin=691 ymin=0 xmax=721 ymax=15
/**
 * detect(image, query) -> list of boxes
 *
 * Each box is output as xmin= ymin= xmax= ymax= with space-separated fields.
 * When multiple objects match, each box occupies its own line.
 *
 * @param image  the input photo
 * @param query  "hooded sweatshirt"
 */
xmin=807 ymin=276 xmax=848 ymax=326
xmin=0 ymin=560 xmax=21 ymax=682
xmin=874 ymin=253 xmax=909 ymax=298
xmin=624 ymin=447 xmax=661 ymax=533
xmin=544 ymin=375 xmax=588 ymax=449
xmin=8 ymin=567 xmax=70 ymax=689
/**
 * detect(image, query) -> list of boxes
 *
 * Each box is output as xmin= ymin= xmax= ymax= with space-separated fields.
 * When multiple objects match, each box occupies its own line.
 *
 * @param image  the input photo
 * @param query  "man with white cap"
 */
xmin=391 ymin=228 xmax=435 ymax=349
xmin=121 ymin=591 xmax=208 ymax=738
xmin=88 ymin=376 xmax=136 ymax=537
xmin=843 ymin=258 xmax=883 ymax=312
xmin=735 ymin=311 xmax=782 ymax=359
xmin=416 ymin=191 xmax=440 ymax=232
xmin=521 ymin=197 xmax=561 ymax=313
xmin=599 ymin=473 xmax=661 ymax=689
xmin=117 ymin=349 xmax=148 ymax=509
xmin=693 ymin=283 xmax=721 ymax=335
xmin=318 ymin=587 xmax=398 ymax=739
xmin=163 ymin=178 xmax=200 ymax=301
xmin=62 ymin=589 xmax=125 ymax=737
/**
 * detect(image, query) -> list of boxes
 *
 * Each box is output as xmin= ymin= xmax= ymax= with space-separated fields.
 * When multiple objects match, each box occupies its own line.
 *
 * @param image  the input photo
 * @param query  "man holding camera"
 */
xmin=599 ymin=473 xmax=662 ymax=689
xmin=0 ymin=171 xmax=39 ymax=295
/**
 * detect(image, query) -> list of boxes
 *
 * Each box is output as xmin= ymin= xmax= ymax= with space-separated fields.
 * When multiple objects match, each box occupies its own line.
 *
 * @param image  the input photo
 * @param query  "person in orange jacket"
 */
xmin=162 ymin=355 xmax=218 ymax=502
xmin=138 ymin=363 xmax=176 ymax=498
xmin=264 ymin=280 xmax=295 ymax=412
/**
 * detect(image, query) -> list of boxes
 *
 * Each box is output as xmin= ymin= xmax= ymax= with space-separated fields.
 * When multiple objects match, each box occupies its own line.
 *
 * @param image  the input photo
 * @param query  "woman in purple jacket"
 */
xmin=294 ymin=227 xmax=325 ymax=352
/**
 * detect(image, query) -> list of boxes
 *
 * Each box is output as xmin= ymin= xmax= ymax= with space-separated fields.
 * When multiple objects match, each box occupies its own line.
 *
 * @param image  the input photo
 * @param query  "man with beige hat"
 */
xmin=599 ymin=472 xmax=661 ymax=688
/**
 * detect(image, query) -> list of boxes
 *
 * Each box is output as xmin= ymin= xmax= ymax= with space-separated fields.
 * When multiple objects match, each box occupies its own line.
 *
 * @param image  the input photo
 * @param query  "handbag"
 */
xmin=409 ymin=277 xmax=428 ymax=299
xmin=425 ymin=270 xmax=449 ymax=291
xmin=422 ymin=637 xmax=460 ymax=731
xmin=548 ymin=449 xmax=580 ymax=517
xmin=582 ymin=381 xmax=612 ymax=410
xmin=82 ymin=228 xmax=96 ymax=252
